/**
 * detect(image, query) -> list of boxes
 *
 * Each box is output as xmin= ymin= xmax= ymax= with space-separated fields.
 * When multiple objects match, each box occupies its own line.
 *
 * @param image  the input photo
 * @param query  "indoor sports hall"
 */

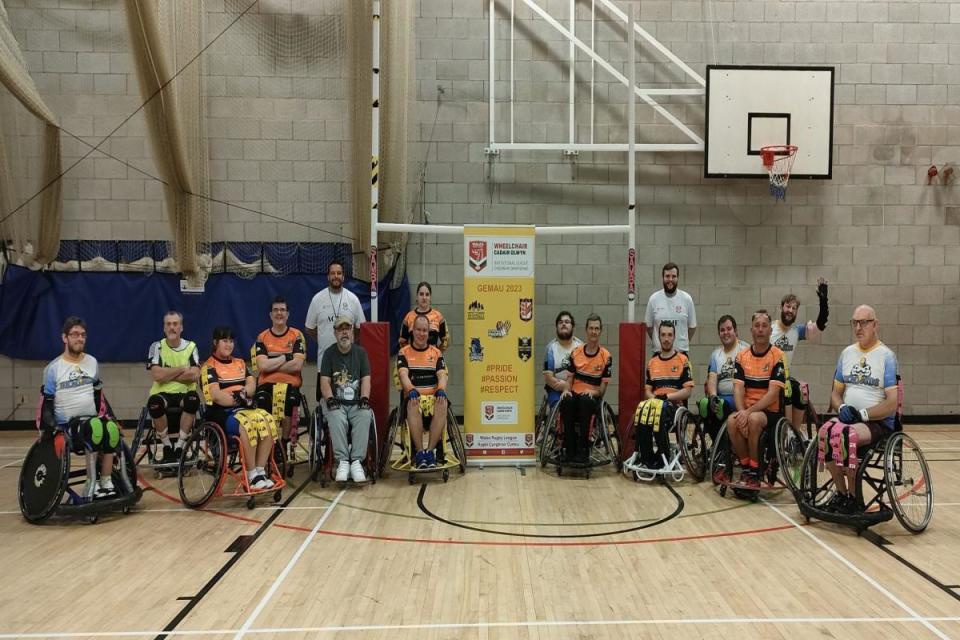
xmin=0 ymin=1 xmax=958 ymax=639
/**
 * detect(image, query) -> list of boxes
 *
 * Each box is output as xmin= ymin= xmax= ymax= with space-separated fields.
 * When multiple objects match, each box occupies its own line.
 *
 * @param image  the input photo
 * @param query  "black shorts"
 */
xmin=785 ymin=378 xmax=807 ymax=409
xmin=257 ymin=382 xmax=301 ymax=417
xmin=762 ymin=411 xmax=781 ymax=429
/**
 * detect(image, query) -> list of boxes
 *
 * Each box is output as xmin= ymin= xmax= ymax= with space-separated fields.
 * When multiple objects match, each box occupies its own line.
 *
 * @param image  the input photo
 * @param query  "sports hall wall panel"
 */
xmin=0 ymin=0 xmax=958 ymax=422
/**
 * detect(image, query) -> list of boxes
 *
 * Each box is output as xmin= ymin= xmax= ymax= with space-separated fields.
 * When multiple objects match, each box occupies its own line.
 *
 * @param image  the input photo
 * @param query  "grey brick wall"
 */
xmin=1 ymin=0 xmax=958 ymax=420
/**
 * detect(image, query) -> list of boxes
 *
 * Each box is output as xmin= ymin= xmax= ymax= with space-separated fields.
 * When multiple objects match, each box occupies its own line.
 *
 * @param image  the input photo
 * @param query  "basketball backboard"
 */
xmin=704 ymin=65 xmax=834 ymax=179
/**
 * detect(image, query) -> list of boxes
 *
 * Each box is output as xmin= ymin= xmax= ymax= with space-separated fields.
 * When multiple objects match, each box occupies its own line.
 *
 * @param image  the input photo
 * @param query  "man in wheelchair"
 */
xmin=633 ymin=321 xmax=694 ymax=469
xmin=726 ymin=310 xmax=787 ymax=489
xmin=201 ymin=326 xmax=279 ymax=491
xmin=701 ymin=315 xmax=749 ymax=441
xmin=557 ymin=313 xmax=612 ymax=465
xmin=252 ymin=296 xmax=307 ymax=458
xmin=542 ymin=311 xmax=582 ymax=410
xmin=820 ymin=305 xmax=899 ymax=515
xmin=146 ymin=311 xmax=201 ymax=464
xmin=319 ymin=313 xmax=373 ymax=483
xmin=398 ymin=314 xmax=449 ymax=469
xmin=41 ymin=317 xmax=123 ymax=499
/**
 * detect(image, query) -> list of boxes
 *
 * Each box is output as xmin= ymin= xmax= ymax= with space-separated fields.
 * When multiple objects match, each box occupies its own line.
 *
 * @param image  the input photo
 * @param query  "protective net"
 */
xmin=0 ymin=0 xmax=416 ymax=279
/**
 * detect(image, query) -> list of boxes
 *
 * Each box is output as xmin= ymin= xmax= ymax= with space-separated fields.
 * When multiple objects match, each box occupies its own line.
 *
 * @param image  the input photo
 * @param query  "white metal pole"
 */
xmin=510 ymin=0 xmax=515 ymax=142
xmin=568 ymin=0 xmax=575 ymax=144
xmin=369 ymin=0 xmax=381 ymax=321
xmin=590 ymin=0 xmax=595 ymax=145
xmin=627 ymin=4 xmax=636 ymax=322
xmin=489 ymin=0 xmax=496 ymax=146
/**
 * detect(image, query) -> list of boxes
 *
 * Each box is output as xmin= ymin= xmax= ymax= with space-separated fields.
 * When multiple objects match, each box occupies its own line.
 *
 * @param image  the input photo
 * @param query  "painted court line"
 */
xmin=4 ymin=615 xmax=960 ymax=638
xmin=762 ymin=500 xmax=951 ymax=640
xmin=232 ymin=488 xmax=347 ymax=640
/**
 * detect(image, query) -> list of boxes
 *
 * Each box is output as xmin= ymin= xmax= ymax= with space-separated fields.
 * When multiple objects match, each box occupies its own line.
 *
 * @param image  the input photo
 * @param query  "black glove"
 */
xmin=838 ymin=404 xmax=867 ymax=424
xmin=358 ymin=397 xmax=370 ymax=410
xmin=816 ymin=280 xmax=829 ymax=330
xmin=326 ymin=396 xmax=341 ymax=411
xmin=284 ymin=353 xmax=294 ymax=362
xmin=232 ymin=390 xmax=250 ymax=408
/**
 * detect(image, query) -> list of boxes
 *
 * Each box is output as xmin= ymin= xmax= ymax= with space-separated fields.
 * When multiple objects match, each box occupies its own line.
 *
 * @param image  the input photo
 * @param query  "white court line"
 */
xmin=233 ymin=488 xmax=347 ymax=639
xmin=763 ymin=500 xmax=951 ymax=640
xmin=0 ymin=460 xmax=21 ymax=470
xmin=4 ymin=616 xmax=960 ymax=638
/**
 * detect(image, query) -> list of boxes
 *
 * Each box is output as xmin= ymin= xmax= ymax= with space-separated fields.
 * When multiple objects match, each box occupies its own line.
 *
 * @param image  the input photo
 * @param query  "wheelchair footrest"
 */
xmin=59 ymin=488 xmax=142 ymax=516
xmin=799 ymin=501 xmax=894 ymax=528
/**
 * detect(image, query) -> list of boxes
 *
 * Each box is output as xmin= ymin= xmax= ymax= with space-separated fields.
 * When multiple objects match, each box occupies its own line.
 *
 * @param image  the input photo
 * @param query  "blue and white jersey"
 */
xmin=542 ymin=337 xmax=582 ymax=406
xmin=771 ymin=319 xmax=815 ymax=369
xmin=834 ymin=342 xmax=898 ymax=429
xmin=42 ymin=354 xmax=100 ymax=425
xmin=707 ymin=340 xmax=749 ymax=404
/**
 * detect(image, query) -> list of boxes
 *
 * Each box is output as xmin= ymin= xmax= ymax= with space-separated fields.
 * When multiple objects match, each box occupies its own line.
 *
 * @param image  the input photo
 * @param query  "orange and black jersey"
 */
xmin=397 ymin=344 xmax=447 ymax=395
xmin=564 ymin=344 xmax=613 ymax=395
xmin=646 ymin=352 xmax=694 ymax=396
xmin=251 ymin=326 xmax=306 ymax=386
xmin=734 ymin=345 xmax=787 ymax=412
xmin=399 ymin=308 xmax=449 ymax=351
xmin=201 ymin=356 xmax=251 ymax=404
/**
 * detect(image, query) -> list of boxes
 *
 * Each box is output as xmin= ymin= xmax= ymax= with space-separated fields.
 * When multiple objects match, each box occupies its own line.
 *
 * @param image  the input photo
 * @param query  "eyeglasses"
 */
xmin=850 ymin=319 xmax=875 ymax=328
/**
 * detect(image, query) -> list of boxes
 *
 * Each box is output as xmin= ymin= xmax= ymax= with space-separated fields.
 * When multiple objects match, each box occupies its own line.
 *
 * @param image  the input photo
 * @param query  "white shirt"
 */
xmin=771 ymin=319 xmax=817 ymax=369
xmin=708 ymin=340 xmax=750 ymax=398
xmin=644 ymin=288 xmax=697 ymax=352
xmin=834 ymin=341 xmax=898 ymax=429
xmin=304 ymin=287 xmax=366 ymax=361
xmin=43 ymin=354 xmax=99 ymax=425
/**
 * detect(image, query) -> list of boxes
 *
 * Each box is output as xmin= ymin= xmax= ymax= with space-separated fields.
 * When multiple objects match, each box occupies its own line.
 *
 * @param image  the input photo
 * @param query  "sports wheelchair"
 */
xmin=131 ymin=398 xmax=202 ymax=479
xmin=19 ymin=402 xmax=140 ymax=524
xmin=176 ymin=411 xmax=287 ymax=510
xmin=709 ymin=413 xmax=790 ymax=502
xmin=771 ymin=379 xmax=825 ymax=494
xmin=308 ymin=404 xmax=378 ymax=487
xmin=622 ymin=399 xmax=707 ymax=483
xmin=794 ymin=382 xmax=932 ymax=534
xmin=538 ymin=397 xmax=620 ymax=478
xmin=380 ymin=394 xmax=466 ymax=484
xmin=254 ymin=385 xmax=313 ymax=479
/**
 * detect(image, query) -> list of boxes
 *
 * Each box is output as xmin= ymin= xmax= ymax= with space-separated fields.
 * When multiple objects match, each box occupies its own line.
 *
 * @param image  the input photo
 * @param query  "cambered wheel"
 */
xmin=177 ymin=422 xmax=226 ymax=508
xmin=600 ymin=402 xmax=622 ymax=470
xmin=884 ymin=433 xmax=933 ymax=533
xmin=379 ymin=407 xmax=402 ymax=478
xmin=775 ymin=417 xmax=808 ymax=495
xmin=676 ymin=408 xmax=707 ymax=482
xmin=18 ymin=434 xmax=70 ymax=523
xmin=799 ymin=438 xmax=835 ymax=509
xmin=447 ymin=406 xmax=467 ymax=474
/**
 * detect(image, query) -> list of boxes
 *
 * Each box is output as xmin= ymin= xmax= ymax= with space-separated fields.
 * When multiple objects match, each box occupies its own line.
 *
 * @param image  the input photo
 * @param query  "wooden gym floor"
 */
xmin=1 ymin=425 xmax=959 ymax=640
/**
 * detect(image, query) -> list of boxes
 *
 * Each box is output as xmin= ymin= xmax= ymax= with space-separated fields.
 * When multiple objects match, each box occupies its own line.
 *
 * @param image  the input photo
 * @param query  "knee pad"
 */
xmin=182 ymin=391 xmax=201 ymax=414
xmin=81 ymin=417 xmax=121 ymax=453
xmin=148 ymin=394 xmax=168 ymax=419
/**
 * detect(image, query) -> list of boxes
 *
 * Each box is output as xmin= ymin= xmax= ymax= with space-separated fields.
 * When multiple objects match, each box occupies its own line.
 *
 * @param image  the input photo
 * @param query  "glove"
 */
xmin=407 ymin=389 xmax=420 ymax=401
xmin=838 ymin=404 xmax=868 ymax=424
xmin=358 ymin=397 xmax=370 ymax=410
xmin=232 ymin=390 xmax=250 ymax=408
xmin=435 ymin=389 xmax=447 ymax=400
xmin=816 ymin=280 xmax=829 ymax=330
xmin=284 ymin=353 xmax=294 ymax=362
xmin=326 ymin=396 xmax=341 ymax=411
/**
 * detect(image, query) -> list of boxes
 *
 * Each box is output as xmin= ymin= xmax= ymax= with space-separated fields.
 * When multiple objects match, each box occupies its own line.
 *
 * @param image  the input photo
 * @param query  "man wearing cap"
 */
xmin=319 ymin=312 xmax=373 ymax=483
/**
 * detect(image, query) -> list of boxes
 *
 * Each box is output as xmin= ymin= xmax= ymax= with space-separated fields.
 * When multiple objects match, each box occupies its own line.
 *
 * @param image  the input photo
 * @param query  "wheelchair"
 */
xmin=622 ymin=400 xmax=707 ymax=483
xmin=381 ymin=394 xmax=466 ymax=484
xmin=19 ymin=411 xmax=141 ymax=524
xmin=772 ymin=379 xmax=825 ymax=494
xmin=709 ymin=414 xmax=788 ymax=502
xmin=794 ymin=384 xmax=932 ymax=534
xmin=255 ymin=386 xmax=312 ymax=479
xmin=308 ymin=404 xmax=378 ymax=487
xmin=176 ymin=412 xmax=287 ymax=510
xmin=538 ymin=396 xmax=620 ymax=478
xmin=130 ymin=401 xmax=202 ymax=479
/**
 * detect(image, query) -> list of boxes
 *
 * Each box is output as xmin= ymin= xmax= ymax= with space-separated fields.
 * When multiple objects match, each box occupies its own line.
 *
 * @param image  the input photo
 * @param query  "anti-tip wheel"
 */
xmin=273 ymin=490 xmax=282 ymax=502
xmin=443 ymin=469 xmax=449 ymax=482
xmin=246 ymin=497 xmax=256 ymax=510
xmin=87 ymin=515 xmax=98 ymax=525
xmin=408 ymin=473 xmax=415 ymax=485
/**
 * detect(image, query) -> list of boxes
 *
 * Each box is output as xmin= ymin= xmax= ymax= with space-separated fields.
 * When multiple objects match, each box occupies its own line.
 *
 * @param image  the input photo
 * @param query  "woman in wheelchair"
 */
xmin=818 ymin=306 xmax=899 ymax=515
xmin=201 ymin=326 xmax=279 ymax=491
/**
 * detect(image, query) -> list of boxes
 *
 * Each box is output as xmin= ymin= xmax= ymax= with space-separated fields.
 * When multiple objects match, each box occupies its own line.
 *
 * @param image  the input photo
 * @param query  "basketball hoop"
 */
xmin=761 ymin=145 xmax=798 ymax=201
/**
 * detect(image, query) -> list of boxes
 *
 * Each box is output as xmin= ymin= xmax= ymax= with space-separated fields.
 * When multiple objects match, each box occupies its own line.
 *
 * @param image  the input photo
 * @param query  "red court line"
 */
xmin=139 ymin=476 xmax=262 ymax=525
xmin=271 ymin=521 xmax=796 ymax=547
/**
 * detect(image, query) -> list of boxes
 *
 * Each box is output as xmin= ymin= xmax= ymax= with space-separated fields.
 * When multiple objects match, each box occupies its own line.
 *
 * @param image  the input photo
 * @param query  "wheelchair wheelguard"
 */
xmin=311 ymin=404 xmax=379 ymax=487
xmin=539 ymin=398 xmax=618 ymax=477
xmin=708 ymin=423 xmax=786 ymax=501
xmin=19 ymin=431 xmax=141 ymax=524
xmin=386 ymin=394 xmax=466 ymax=483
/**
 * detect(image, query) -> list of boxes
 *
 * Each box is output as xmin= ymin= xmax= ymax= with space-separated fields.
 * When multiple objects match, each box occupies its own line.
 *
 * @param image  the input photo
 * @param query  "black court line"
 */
xmin=862 ymin=530 xmax=960 ymax=603
xmin=153 ymin=476 xmax=311 ymax=640
xmin=417 ymin=482 xmax=684 ymax=539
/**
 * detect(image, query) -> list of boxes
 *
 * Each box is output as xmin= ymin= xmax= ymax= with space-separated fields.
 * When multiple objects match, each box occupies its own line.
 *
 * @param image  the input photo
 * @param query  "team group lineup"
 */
xmin=37 ymin=256 xmax=898 ymax=518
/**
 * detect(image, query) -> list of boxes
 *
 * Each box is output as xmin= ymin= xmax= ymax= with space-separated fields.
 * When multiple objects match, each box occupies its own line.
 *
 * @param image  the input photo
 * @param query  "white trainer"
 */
xmin=349 ymin=460 xmax=367 ymax=483
xmin=335 ymin=460 xmax=350 ymax=482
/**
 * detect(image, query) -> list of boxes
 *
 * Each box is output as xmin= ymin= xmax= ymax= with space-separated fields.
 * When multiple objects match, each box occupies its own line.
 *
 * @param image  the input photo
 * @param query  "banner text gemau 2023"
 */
xmin=463 ymin=226 xmax=536 ymax=465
